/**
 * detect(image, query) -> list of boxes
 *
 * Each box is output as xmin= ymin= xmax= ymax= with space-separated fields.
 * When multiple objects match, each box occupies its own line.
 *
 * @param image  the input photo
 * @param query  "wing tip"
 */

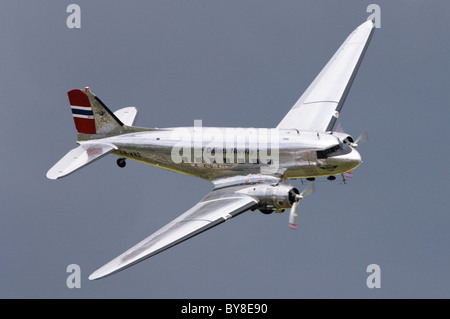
xmin=46 ymin=168 xmax=65 ymax=180
xmin=88 ymin=266 xmax=117 ymax=281
xmin=363 ymin=19 xmax=375 ymax=28
xmin=88 ymin=274 xmax=97 ymax=281
xmin=46 ymin=172 xmax=57 ymax=180
xmin=88 ymin=271 xmax=103 ymax=281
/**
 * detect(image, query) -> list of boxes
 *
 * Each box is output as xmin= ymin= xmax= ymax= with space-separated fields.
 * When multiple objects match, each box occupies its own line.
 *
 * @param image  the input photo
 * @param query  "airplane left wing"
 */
xmin=277 ymin=20 xmax=375 ymax=132
xmin=89 ymin=183 xmax=261 ymax=280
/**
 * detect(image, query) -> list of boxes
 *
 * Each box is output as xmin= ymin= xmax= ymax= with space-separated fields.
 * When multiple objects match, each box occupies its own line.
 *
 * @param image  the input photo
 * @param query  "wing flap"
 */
xmin=89 ymin=193 xmax=258 ymax=280
xmin=277 ymin=20 xmax=375 ymax=132
xmin=46 ymin=142 xmax=117 ymax=180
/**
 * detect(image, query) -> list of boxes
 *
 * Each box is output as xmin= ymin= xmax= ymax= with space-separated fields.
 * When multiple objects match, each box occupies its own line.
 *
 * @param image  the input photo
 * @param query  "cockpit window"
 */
xmin=316 ymin=143 xmax=349 ymax=159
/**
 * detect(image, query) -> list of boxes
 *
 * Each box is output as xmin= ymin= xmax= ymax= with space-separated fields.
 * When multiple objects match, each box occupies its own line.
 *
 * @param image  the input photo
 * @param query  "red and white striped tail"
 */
xmin=68 ymin=88 xmax=96 ymax=134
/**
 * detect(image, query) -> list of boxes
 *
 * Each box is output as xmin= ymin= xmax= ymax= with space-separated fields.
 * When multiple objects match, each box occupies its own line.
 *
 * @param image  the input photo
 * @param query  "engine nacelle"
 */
xmin=331 ymin=132 xmax=357 ymax=147
xmin=331 ymin=132 xmax=354 ymax=144
xmin=237 ymin=183 xmax=299 ymax=214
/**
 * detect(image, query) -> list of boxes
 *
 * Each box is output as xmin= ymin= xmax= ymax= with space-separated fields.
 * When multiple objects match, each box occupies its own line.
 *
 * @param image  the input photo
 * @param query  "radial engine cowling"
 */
xmin=237 ymin=183 xmax=299 ymax=214
xmin=332 ymin=132 xmax=356 ymax=146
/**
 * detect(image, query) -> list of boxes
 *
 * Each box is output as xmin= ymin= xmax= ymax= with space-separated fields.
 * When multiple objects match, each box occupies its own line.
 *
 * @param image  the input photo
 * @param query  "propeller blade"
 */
xmin=288 ymin=183 xmax=314 ymax=230
xmin=289 ymin=201 xmax=299 ymax=230
xmin=355 ymin=130 xmax=369 ymax=146
xmin=336 ymin=125 xmax=368 ymax=148
xmin=300 ymin=183 xmax=315 ymax=197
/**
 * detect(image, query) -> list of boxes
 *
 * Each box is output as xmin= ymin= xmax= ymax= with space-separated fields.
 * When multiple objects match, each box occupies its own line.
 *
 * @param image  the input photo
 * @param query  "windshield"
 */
xmin=316 ymin=143 xmax=351 ymax=159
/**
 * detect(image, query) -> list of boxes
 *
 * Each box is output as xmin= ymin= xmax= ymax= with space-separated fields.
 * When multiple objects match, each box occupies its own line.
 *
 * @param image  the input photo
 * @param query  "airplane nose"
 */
xmin=348 ymin=148 xmax=362 ymax=169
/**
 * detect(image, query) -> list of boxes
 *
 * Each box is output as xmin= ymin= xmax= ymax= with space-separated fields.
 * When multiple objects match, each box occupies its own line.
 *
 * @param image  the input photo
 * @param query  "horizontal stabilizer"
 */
xmin=114 ymin=107 xmax=138 ymax=126
xmin=46 ymin=142 xmax=117 ymax=180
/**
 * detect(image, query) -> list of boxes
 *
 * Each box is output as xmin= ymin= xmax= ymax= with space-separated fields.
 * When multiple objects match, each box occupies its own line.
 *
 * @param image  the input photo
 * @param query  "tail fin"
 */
xmin=47 ymin=88 xmax=144 ymax=180
xmin=68 ymin=87 xmax=124 ymax=138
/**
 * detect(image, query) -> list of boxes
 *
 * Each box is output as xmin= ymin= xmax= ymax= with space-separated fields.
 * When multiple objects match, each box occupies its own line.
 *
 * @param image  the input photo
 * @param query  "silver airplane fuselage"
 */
xmin=91 ymin=126 xmax=361 ymax=181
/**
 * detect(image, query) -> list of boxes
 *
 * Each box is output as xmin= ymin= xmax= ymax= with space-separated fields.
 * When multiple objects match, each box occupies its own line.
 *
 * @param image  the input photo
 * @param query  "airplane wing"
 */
xmin=88 ymin=178 xmax=267 ymax=280
xmin=276 ymin=20 xmax=375 ymax=132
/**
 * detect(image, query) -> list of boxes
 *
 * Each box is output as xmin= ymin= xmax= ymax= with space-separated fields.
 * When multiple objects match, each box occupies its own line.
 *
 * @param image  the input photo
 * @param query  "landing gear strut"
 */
xmin=117 ymin=158 xmax=126 ymax=168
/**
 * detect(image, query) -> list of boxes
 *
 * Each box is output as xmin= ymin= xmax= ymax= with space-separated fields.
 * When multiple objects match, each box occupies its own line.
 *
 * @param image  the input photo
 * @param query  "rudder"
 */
xmin=68 ymin=87 xmax=124 ymax=138
xmin=68 ymin=88 xmax=97 ymax=134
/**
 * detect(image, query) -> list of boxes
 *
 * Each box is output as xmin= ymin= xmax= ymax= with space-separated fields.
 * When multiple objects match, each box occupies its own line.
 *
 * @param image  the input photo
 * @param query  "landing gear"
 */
xmin=117 ymin=158 xmax=126 ymax=168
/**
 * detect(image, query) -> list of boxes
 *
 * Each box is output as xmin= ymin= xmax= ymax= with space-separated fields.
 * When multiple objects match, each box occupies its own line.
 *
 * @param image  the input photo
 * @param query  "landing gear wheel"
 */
xmin=117 ymin=158 xmax=126 ymax=168
xmin=259 ymin=209 xmax=274 ymax=215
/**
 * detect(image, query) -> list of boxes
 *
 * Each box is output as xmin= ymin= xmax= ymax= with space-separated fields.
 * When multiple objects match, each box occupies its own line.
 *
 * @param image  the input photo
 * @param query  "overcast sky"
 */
xmin=1 ymin=1 xmax=449 ymax=298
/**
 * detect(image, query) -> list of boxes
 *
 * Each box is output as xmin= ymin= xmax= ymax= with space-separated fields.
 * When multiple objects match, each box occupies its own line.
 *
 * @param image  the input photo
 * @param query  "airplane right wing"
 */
xmin=277 ymin=20 xmax=375 ymax=132
xmin=88 ymin=180 xmax=264 ymax=280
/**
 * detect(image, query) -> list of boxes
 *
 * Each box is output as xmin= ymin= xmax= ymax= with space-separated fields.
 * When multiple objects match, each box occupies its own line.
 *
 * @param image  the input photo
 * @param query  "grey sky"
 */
xmin=1 ymin=1 xmax=449 ymax=298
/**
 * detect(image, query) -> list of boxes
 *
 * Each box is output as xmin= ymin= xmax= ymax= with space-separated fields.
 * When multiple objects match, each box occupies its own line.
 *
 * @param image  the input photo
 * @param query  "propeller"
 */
xmin=335 ymin=122 xmax=369 ymax=149
xmin=351 ymin=130 xmax=369 ymax=148
xmin=288 ymin=183 xmax=315 ymax=230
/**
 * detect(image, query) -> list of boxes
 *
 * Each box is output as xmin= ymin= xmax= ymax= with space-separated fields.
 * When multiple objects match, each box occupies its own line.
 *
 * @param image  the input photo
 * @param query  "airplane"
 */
xmin=47 ymin=20 xmax=375 ymax=280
